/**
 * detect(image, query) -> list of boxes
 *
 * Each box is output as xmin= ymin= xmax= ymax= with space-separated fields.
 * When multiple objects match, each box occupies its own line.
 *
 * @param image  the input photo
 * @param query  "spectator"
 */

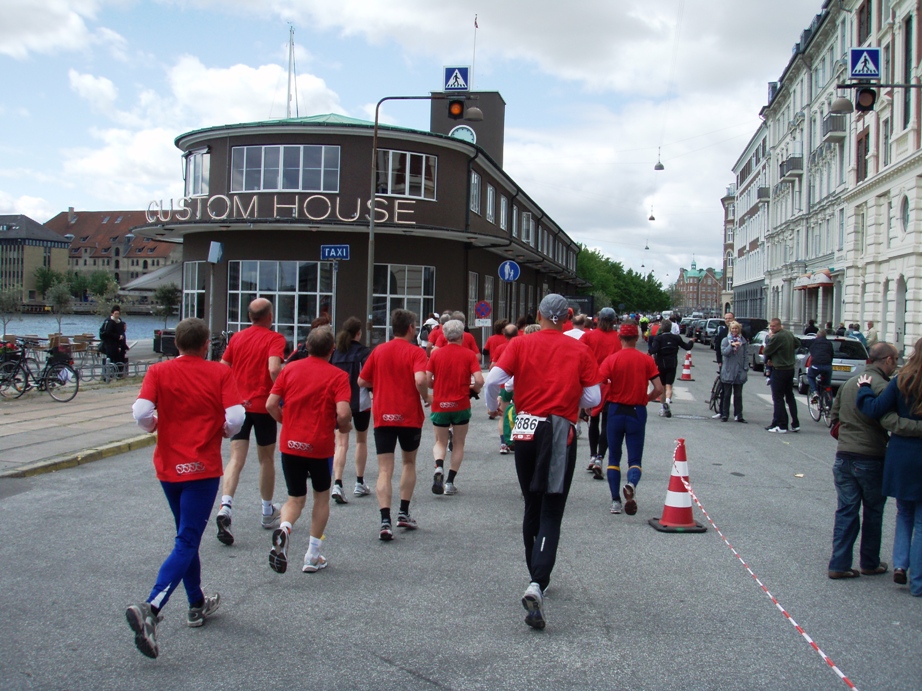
xmin=763 ymin=318 xmax=800 ymax=433
xmin=718 ymin=320 xmax=749 ymax=423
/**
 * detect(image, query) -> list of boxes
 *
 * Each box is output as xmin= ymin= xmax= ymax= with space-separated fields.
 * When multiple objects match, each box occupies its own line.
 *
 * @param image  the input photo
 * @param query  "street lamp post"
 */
xmin=365 ymin=94 xmax=482 ymax=345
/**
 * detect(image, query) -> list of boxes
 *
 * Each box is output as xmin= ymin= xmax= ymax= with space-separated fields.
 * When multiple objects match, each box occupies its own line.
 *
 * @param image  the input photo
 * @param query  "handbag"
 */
xmin=830 ymin=421 xmax=840 ymax=440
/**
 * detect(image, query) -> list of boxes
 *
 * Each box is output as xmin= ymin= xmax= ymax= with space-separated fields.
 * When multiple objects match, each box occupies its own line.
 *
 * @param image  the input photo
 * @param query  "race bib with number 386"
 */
xmin=512 ymin=413 xmax=547 ymax=442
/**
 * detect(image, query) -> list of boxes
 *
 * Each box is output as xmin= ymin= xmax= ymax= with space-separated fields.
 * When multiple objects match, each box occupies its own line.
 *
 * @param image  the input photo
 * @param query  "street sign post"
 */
xmin=498 ymin=260 xmax=520 ymax=282
xmin=849 ymin=48 xmax=881 ymax=80
xmin=321 ymin=244 xmax=350 ymax=260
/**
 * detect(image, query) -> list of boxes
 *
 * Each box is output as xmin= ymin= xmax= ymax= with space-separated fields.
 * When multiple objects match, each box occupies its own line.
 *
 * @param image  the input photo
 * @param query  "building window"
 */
xmin=227 ymin=260 xmax=334 ymax=350
xmin=372 ymin=263 xmax=436 ymax=345
xmin=901 ymin=196 xmax=910 ymax=233
xmin=838 ymin=209 xmax=845 ymax=249
xmin=468 ymin=271 xmax=478 ymax=324
xmin=231 ymin=145 xmax=340 ymax=193
xmin=184 ymin=149 xmax=210 ymax=197
xmin=856 ymin=128 xmax=870 ymax=183
xmin=485 ymin=184 xmax=495 ymax=223
xmin=470 ymin=172 xmax=481 ymax=214
xmin=499 ymin=196 xmax=508 ymax=230
xmin=376 ymin=149 xmax=437 ymax=199
xmin=183 ymin=261 xmax=206 ymax=320
xmin=904 ymin=15 xmax=913 ymax=129
xmin=521 ymin=212 xmax=533 ymax=245
xmin=512 ymin=206 xmax=518 ymax=238
xmin=858 ymin=1 xmax=872 ymax=44
xmin=882 ymin=118 xmax=891 ymax=166
xmin=484 ymin=275 xmax=494 ymax=309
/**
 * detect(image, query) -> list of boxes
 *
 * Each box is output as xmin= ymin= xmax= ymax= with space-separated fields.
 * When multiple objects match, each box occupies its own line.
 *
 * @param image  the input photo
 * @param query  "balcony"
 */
xmin=757 ymin=187 xmax=770 ymax=203
xmin=822 ymin=114 xmax=846 ymax=143
xmin=780 ymin=155 xmax=803 ymax=181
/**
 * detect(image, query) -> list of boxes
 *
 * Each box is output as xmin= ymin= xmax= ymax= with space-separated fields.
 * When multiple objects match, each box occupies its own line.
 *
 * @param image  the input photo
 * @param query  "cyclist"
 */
xmin=807 ymin=330 xmax=835 ymax=403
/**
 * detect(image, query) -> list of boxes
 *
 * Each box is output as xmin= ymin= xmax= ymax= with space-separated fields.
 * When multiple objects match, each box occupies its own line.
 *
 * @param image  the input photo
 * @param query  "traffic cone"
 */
xmin=680 ymin=358 xmax=694 ymax=381
xmin=648 ymin=439 xmax=706 ymax=533
xmin=685 ymin=350 xmax=694 ymax=368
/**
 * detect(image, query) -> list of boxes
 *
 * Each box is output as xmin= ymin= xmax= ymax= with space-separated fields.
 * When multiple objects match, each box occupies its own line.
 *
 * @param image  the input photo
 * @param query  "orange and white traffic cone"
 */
xmin=685 ymin=350 xmax=694 ymax=368
xmin=680 ymin=358 xmax=694 ymax=381
xmin=648 ymin=439 xmax=706 ymax=533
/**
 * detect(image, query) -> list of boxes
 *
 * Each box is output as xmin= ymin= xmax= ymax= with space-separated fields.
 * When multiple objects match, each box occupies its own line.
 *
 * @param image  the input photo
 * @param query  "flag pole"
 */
xmin=472 ymin=14 xmax=478 ymax=89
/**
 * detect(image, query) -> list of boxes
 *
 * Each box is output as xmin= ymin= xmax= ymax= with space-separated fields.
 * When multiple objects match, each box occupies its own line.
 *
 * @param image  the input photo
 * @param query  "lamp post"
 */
xmin=365 ymin=94 xmax=483 ymax=345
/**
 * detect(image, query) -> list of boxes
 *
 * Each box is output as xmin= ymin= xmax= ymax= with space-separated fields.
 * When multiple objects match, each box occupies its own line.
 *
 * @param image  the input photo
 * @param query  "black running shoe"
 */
xmin=216 ymin=511 xmax=234 ymax=546
xmin=379 ymin=522 xmax=394 ymax=541
xmin=432 ymin=469 xmax=444 ymax=495
xmin=269 ymin=528 xmax=289 ymax=573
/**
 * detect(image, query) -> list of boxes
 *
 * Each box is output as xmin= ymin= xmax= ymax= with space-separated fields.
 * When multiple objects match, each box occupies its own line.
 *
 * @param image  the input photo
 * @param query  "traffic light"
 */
xmin=855 ymin=87 xmax=877 ymax=112
xmin=448 ymin=99 xmax=465 ymax=120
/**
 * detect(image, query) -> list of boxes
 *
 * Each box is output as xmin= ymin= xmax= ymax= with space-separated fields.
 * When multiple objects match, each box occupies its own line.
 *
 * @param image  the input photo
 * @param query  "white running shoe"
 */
xmin=261 ymin=505 xmax=281 ymax=529
xmin=353 ymin=482 xmax=371 ymax=496
xmin=522 ymin=582 xmax=546 ymax=630
xmin=331 ymin=485 xmax=348 ymax=504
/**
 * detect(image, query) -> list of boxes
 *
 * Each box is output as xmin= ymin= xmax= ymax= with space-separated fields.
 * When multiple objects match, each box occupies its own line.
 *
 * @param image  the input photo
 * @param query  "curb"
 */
xmin=0 ymin=434 xmax=157 ymax=479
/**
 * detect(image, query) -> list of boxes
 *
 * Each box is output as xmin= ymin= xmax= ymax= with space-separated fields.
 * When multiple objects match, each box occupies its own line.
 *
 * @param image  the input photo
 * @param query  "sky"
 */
xmin=0 ymin=0 xmax=825 ymax=286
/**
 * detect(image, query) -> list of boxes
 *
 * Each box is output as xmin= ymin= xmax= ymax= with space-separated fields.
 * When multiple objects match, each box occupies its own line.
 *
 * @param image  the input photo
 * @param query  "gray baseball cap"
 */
xmin=599 ymin=307 xmax=616 ymax=320
xmin=538 ymin=294 xmax=569 ymax=324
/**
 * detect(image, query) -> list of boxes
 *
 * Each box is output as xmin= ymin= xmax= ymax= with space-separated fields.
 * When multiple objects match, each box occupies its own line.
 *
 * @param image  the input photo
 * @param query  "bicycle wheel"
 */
xmin=45 ymin=363 xmax=79 ymax=402
xmin=708 ymin=376 xmax=722 ymax=413
xmin=808 ymin=391 xmax=821 ymax=421
xmin=0 ymin=361 xmax=27 ymax=399
xmin=822 ymin=390 xmax=834 ymax=428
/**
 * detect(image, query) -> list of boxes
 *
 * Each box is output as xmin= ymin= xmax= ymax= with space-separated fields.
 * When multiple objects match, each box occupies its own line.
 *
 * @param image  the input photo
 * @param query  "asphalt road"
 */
xmin=1 ymin=354 xmax=920 ymax=690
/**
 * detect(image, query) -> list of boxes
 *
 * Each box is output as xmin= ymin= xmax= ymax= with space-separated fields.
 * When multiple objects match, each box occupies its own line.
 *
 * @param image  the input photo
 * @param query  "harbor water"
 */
xmin=2 ymin=313 xmax=179 ymax=339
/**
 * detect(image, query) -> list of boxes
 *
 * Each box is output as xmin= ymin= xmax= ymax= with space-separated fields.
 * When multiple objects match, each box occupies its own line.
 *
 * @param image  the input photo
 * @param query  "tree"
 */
xmin=46 ymin=282 xmax=73 ymax=334
xmin=0 ymin=285 xmax=22 ymax=337
xmin=34 ymin=268 xmax=67 ymax=299
xmin=89 ymin=277 xmax=121 ymax=317
xmin=87 ymin=270 xmax=116 ymax=298
xmin=67 ymin=272 xmax=90 ymax=300
xmin=152 ymin=283 xmax=181 ymax=330
xmin=575 ymin=245 xmax=671 ymax=313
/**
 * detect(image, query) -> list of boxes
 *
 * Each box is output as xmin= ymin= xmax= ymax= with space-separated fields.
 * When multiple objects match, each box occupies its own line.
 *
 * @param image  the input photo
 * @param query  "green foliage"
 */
xmin=89 ymin=279 xmax=121 ymax=318
xmin=46 ymin=282 xmax=73 ymax=333
xmin=575 ymin=245 xmax=670 ymax=313
xmin=87 ymin=271 xmax=116 ymax=297
xmin=34 ymin=268 xmax=67 ymax=298
xmin=0 ymin=285 xmax=22 ymax=337
xmin=68 ymin=272 xmax=90 ymax=299
xmin=152 ymin=283 xmax=181 ymax=329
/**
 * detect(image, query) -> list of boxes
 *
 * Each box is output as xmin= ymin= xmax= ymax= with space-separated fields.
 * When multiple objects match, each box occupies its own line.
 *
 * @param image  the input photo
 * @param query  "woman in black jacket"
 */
xmin=648 ymin=319 xmax=695 ymax=418
xmin=330 ymin=317 xmax=372 ymax=503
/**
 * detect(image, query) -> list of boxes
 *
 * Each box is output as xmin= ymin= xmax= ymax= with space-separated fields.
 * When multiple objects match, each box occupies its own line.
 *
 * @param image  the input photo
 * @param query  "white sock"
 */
xmin=280 ymin=521 xmax=293 ymax=534
xmin=666 ymin=398 xmax=672 ymax=404
xmin=261 ymin=500 xmax=274 ymax=516
xmin=220 ymin=495 xmax=233 ymax=510
xmin=308 ymin=536 xmax=322 ymax=555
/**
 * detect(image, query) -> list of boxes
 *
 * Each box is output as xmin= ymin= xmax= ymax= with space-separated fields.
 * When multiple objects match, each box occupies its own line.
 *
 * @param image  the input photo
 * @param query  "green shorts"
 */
xmin=430 ymin=408 xmax=473 ymax=427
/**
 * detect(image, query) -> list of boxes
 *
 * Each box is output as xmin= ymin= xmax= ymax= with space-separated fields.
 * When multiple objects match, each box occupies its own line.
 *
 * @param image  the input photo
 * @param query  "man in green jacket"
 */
xmin=827 ymin=342 xmax=922 ymax=579
xmin=762 ymin=318 xmax=799 ymax=433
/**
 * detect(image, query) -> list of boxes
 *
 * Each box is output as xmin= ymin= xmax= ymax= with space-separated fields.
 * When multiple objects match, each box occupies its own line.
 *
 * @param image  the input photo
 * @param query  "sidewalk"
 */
xmin=0 ymin=341 xmax=161 ymax=478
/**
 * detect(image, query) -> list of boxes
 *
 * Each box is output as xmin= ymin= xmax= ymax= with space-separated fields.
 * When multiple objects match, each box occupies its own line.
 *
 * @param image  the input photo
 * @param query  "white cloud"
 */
xmin=68 ymin=69 xmax=118 ymax=111
xmin=0 ymin=191 xmax=56 ymax=223
xmin=0 ymin=0 xmax=102 ymax=59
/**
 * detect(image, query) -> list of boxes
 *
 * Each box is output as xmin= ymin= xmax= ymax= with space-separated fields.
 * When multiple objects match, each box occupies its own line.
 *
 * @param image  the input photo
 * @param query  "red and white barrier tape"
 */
xmin=675 ymin=463 xmax=858 ymax=690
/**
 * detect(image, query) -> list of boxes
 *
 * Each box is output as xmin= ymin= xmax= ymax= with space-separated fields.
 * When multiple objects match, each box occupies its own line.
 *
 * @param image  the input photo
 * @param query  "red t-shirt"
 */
xmin=484 ymin=334 xmax=506 ymax=363
xmin=433 ymin=330 xmax=480 ymax=355
xmin=581 ymin=328 xmax=623 ymax=365
xmin=221 ymin=324 xmax=287 ymax=414
xmin=271 ymin=356 xmax=351 ymax=459
xmin=138 ymin=356 xmax=242 ymax=483
xmin=599 ymin=347 xmax=660 ymax=406
xmin=359 ymin=337 xmax=429 ymax=428
xmin=427 ymin=344 xmax=481 ymax=412
xmin=495 ymin=329 xmax=600 ymax=423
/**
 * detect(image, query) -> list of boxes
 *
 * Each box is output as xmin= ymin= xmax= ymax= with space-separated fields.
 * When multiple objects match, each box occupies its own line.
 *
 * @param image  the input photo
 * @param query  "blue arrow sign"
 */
xmin=444 ymin=66 xmax=470 ymax=92
xmin=850 ymin=47 xmax=881 ymax=80
xmin=498 ymin=260 xmax=521 ymax=282
xmin=321 ymin=244 xmax=350 ymax=260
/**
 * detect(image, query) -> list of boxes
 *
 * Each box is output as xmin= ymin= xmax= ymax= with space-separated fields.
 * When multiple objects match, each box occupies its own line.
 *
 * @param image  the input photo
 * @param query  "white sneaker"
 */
xmin=610 ymin=500 xmax=623 ymax=514
xmin=302 ymin=552 xmax=328 ymax=573
xmin=261 ymin=505 xmax=281 ymax=529
xmin=444 ymin=481 xmax=458 ymax=495
xmin=353 ymin=482 xmax=371 ymax=496
xmin=331 ymin=484 xmax=348 ymax=504
xmin=522 ymin=582 xmax=546 ymax=630
xmin=711 ymin=413 xmax=722 ymax=419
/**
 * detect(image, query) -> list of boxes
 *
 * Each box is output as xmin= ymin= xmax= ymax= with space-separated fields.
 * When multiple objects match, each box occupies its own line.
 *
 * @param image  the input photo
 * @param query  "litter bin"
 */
xmin=160 ymin=329 xmax=178 ymax=357
xmin=153 ymin=330 xmax=162 ymax=354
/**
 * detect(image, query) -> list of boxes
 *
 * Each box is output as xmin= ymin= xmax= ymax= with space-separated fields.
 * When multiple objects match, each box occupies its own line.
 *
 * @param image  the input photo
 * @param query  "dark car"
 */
xmin=734 ymin=317 xmax=768 ymax=342
xmin=679 ymin=317 xmax=694 ymax=335
xmin=692 ymin=319 xmax=707 ymax=342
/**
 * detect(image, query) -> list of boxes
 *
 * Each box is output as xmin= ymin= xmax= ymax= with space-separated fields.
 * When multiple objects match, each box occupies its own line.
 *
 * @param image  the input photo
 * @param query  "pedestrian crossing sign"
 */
xmin=849 ymin=48 xmax=881 ymax=81
xmin=444 ymin=66 xmax=470 ymax=92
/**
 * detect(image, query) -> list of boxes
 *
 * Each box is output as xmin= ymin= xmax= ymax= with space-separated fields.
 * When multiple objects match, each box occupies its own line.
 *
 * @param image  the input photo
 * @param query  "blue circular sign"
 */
xmin=498 ymin=260 xmax=521 ymax=282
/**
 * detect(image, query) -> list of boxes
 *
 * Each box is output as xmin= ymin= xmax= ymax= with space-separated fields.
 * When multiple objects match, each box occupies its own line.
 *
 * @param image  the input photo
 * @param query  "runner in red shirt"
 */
xmin=127 ymin=318 xmax=245 ymax=659
xmin=490 ymin=322 xmax=519 ymax=453
xmin=358 ymin=309 xmax=431 ymax=540
xmin=579 ymin=307 xmax=622 ymax=477
xmin=484 ymin=294 xmax=600 ymax=631
xmin=427 ymin=320 xmax=484 ymax=496
xmin=482 ymin=319 xmax=508 ymax=367
xmin=598 ymin=321 xmax=663 ymax=516
xmin=215 ymin=298 xmax=287 ymax=545
xmin=431 ymin=310 xmax=481 ymax=357
xmin=265 ymin=327 xmax=352 ymax=574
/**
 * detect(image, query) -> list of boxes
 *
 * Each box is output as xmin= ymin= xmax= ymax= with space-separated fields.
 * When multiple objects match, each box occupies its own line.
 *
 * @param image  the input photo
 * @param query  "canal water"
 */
xmin=2 ymin=313 xmax=179 ymax=339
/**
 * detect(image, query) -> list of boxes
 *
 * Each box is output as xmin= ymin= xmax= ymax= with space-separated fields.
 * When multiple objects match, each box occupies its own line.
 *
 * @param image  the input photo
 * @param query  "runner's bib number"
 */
xmin=512 ymin=413 xmax=547 ymax=442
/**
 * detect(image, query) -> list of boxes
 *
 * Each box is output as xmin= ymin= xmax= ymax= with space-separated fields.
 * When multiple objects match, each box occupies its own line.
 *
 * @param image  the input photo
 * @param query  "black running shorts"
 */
xmin=281 ymin=453 xmax=332 ymax=497
xmin=373 ymin=426 xmax=422 ymax=454
xmin=231 ymin=412 xmax=278 ymax=446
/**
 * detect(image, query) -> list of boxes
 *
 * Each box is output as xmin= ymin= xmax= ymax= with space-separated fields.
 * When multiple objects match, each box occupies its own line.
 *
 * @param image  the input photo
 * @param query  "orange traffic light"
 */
xmin=448 ymin=99 xmax=465 ymax=120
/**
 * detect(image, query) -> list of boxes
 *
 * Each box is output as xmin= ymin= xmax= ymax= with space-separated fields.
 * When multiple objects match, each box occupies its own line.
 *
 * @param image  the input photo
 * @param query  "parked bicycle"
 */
xmin=209 ymin=330 xmax=230 ymax=362
xmin=0 ymin=340 xmax=80 ymax=402
xmin=707 ymin=372 xmax=724 ymax=415
xmin=807 ymin=369 xmax=834 ymax=428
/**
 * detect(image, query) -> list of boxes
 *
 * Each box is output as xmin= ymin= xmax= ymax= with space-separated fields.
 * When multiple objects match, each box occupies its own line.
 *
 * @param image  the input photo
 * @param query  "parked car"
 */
xmin=704 ymin=318 xmax=723 ymax=346
xmin=748 ymin=329 xmax=771 ymax=371
xmin=794 ymin=335 xmax=869 ymax=393
xmin=734 ymin=317 xmax=768 ymax=342
xmin=679 ymin=317 xmax=694 ymax=335
xmin=692 ymin=319 xmax=707 ymax=342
